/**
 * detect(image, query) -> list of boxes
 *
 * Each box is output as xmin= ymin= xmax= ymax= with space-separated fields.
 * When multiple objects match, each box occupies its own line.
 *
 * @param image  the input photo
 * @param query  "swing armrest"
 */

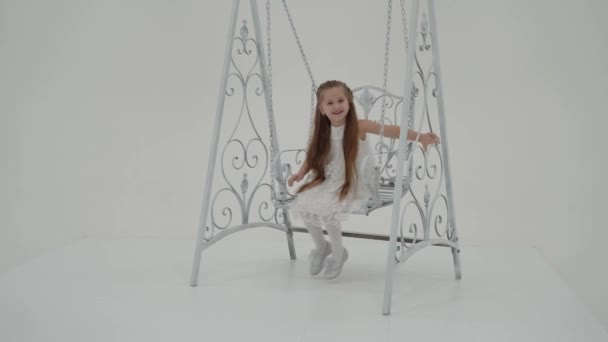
xmin=360 ymin=149 xmax=409 ymax=187
xmin=270 ymin=149 xmax=308 ymax=204
xmin=272 ymin=149 xmax=307 ymax=182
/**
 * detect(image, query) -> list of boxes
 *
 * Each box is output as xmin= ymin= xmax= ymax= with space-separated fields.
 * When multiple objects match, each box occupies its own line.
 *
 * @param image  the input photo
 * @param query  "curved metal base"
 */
xmin=398 ymin=238 xmax=459 ymax=263
xmin=202 ymin=222 xmax=289 ymax=251
xmin=382 ymin=237 xmax=462 ymax=315
xmin=190 ymin=222 xmax=292 ymax=286
xmin=192 ymin=221 xmax=461 ymax=318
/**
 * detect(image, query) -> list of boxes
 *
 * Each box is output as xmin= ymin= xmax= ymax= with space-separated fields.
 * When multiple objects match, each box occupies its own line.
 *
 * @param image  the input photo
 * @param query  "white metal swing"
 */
xmin=190 ymin=0 xmax=461 ymax=316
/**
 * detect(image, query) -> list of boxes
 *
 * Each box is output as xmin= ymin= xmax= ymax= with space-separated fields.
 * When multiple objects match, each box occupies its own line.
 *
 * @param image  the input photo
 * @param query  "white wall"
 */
xmin=2 ymin=0 xmax=607 ymax=331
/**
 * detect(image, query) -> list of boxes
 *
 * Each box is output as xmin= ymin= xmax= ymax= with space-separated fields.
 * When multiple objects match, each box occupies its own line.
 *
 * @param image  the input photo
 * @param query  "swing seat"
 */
xmin=272 ymin=149 xmax=410 ymax=216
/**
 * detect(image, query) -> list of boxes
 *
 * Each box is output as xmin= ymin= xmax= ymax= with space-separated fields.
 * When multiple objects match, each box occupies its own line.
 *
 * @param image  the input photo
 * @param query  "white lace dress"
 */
xmin=291 ymin=124 xmax=376 ymax=226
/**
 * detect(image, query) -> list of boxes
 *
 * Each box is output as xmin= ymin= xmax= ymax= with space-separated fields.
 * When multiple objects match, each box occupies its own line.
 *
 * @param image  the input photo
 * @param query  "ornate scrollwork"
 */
xmin=204 ymin=19 xmax=280 ymax=241
xmin=386 ymin=9 xmax=454 ymax=260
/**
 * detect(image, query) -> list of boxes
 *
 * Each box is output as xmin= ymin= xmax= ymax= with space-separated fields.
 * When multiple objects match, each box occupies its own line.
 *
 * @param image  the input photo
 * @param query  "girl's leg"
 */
xmin=321 ymin=217 xmax=349 ymax=279
xmin=303 ymin=214 xmax=331 ymax=276
xmin=302 ymin=215 xmax=327 ymax=250
xmin=323 ymin=217 xmax=345 ymax=260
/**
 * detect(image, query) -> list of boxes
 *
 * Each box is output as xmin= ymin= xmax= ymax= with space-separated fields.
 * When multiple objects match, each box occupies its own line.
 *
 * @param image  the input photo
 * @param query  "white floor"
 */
xmin=1 ymin=230 xmax=606 ymax=342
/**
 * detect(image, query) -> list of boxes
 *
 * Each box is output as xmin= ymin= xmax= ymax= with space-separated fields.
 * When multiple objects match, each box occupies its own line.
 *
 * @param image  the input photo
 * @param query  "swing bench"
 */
xmin=272 ymin=150 xmax=408 ymax=216
xmin=271 ymin=87 xmax=411 ymax=216
xmin=190 ymin=0 xmax=462 ymax=316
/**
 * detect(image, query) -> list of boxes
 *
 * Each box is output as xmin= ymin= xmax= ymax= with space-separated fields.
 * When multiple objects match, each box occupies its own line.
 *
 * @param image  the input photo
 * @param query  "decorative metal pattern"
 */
xmin=204 ymin=19 xmax=282 ymax=241
xmin=353 ymin=86 xmax=405 ymax=183
xmin=391 ymin=7 xmax=456 ymax=263
xmin=204 ymin=3 xmax=457 ymax=263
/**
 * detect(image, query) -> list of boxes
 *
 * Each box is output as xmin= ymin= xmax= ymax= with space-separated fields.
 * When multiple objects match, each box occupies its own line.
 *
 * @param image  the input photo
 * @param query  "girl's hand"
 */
xmin=419 ymin=132 xmax=440 ymax=152
xmin=288 ymin=171 xmax=305 ymax=187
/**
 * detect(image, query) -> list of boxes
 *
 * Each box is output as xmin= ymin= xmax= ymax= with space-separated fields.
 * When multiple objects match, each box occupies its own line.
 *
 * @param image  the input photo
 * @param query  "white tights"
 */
xmin=302 ymin=216 xmax=345 ymax=259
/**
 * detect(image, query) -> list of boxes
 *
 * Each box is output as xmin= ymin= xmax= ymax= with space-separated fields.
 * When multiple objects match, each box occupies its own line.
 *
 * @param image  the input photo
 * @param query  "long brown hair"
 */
xmin=297 ymin=80 xmax=360 ymax=201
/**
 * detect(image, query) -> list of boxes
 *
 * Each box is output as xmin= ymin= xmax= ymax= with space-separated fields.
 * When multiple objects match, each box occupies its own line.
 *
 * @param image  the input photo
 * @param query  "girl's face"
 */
xmin=319 ymin=87 xmax=349 ymax=126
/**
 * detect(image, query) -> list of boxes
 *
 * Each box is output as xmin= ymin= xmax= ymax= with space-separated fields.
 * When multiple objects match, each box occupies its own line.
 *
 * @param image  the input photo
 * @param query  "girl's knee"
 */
xmin=322 ymin=217 xmax=341 ymax=230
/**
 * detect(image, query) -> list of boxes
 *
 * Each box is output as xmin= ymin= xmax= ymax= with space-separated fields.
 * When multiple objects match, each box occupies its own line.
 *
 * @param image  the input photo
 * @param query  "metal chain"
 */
xmin=310 ymin=84 xmax=315 ymax=122
xmin=400 ymin=0 xmax=409 ymax=51
xmin=377 ymin=0 xmax=392 ymax=170
xmin=399 ymin=0 xmax=414 ymax=140
xmin=281 ymin=0 xmax=316 ymax=92
xmin=266 ymin=0 xmax=277 ymax=193
xmin=281 ymin=0 xmax=317 ymax=138
xmin=266 ymin=0 xmax=273 ymax=106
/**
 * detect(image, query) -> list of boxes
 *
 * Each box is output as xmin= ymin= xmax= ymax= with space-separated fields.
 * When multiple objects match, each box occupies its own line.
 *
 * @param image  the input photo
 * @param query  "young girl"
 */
xmin=288 ymin=80 xmax=440 ymax=279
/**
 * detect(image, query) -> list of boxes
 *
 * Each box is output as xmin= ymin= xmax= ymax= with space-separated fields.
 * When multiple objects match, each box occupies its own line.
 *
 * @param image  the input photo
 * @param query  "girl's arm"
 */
xmin=296 ymin=159 xmax=309 ymax=176
xmin=358 ymin=119 xmax=440 ymax=149
xmin=358 ymin=119 xmax=417 ymax=140
xmin=288 ymin=159 xmax=309 ymax=187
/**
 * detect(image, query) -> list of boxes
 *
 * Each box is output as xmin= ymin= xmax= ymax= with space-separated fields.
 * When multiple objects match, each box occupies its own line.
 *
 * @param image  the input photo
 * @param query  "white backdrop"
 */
xmin=1 ymin=0 xmax=607 ymax=330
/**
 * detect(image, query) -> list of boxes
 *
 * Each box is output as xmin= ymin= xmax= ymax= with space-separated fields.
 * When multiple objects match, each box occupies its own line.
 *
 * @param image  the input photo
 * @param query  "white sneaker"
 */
xmin=309 ymin=241 xmax=331 ymax=276
xmin=322 ymin=248 xmax=349 ymax=279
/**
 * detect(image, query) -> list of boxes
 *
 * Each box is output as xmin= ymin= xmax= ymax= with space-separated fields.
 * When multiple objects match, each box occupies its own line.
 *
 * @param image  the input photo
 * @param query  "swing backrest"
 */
xmin=352 ymin=85 xmax=407 ymax=186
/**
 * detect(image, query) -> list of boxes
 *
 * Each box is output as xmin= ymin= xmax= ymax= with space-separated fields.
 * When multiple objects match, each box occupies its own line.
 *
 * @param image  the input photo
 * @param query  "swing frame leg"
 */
xmin=452 ymin=246 xmax=462 ymax=280
xmin=190 ymin=0 xmax=241 ymax=287
xmin=284 ymin=218 xmax=297 ymax=260
xmin=382 ymin=0 xmax=420 ymax=316
xmin=427 ymin=0 xmax=462 ymax=282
